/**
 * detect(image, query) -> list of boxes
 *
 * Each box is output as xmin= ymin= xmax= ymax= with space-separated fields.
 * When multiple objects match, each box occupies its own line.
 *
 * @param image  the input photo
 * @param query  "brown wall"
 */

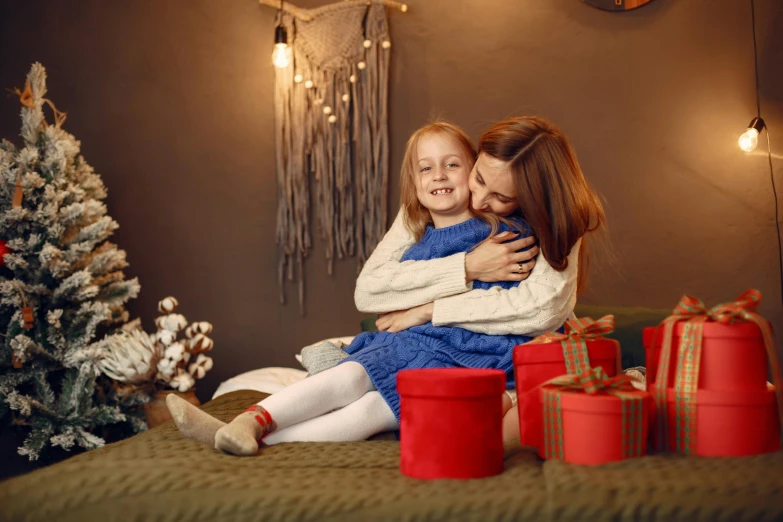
xmin=1 ymin=0 xmax=781 ymax=402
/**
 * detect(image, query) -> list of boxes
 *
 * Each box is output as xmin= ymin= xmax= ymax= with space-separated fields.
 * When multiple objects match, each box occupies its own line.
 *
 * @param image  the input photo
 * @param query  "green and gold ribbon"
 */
xmin=525 ymin=315 xmax=619 ymax=386
xmin=652 ymin=289 xmax=783 ymax=454
xmin=542 ymin=367 xmax=645 ymax=461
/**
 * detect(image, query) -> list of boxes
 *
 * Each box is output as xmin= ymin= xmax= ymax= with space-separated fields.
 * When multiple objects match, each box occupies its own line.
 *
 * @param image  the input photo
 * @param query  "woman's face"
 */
xmin=468 ymin=153 xmax=519 ymax=216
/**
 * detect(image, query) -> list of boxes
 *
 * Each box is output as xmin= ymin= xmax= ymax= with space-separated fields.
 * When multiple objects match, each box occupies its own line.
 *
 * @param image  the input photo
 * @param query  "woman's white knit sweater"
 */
xmin=354 ymin=210 xmax=579 ymax=336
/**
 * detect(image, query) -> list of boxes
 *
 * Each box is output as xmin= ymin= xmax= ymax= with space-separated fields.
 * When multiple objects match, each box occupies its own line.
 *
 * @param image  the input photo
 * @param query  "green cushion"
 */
xmin=359 ymin=304 xmax=671 ymax=370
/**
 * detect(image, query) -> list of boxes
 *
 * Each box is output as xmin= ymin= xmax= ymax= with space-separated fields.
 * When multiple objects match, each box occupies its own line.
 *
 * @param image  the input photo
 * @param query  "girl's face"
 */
xmin=468 ymin=152 xmax=519 ymax=216
xmin=414 ymin=133 xmax=472 ymax=220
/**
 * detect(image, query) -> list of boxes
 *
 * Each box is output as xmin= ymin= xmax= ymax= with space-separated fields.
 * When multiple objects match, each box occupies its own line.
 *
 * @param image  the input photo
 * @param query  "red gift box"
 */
xmin=541 ymin=368 xmax=651 ymax=465
xmin=644 ymin=322 xmax=768 ymax=391
xmin=513 ymin=316 xmax=621 ymax=453
xmin=649 ymin=290 xmax=783 ymax=455
xmin=397 ymin=368 xmax=505 ymax=480
xmin=662 ymin=384 xmax=780 ymax=456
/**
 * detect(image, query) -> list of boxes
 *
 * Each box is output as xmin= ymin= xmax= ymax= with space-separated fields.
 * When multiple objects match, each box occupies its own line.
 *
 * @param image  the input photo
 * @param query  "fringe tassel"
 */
xmin=274 ymin=4 xmax=390 ymax=314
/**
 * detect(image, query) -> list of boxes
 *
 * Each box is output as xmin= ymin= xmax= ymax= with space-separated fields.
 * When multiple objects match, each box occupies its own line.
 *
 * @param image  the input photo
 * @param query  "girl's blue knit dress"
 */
xmin=342 ymin=217 xmax=536 ymax=421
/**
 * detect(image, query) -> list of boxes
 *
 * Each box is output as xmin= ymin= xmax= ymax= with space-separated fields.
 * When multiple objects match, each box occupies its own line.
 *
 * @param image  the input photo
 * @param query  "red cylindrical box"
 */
xmin=544 ymin=387 xmax=651 ymax=465
xmin=513 ymin=339 xmax=620 ymax=452
xmin=643 ymin=322 xmax=769 ymax=391
xmin=663 ymin=384 xmax=780 ymax=457
xmin=397 ymin=368 xmax=506 ymax=480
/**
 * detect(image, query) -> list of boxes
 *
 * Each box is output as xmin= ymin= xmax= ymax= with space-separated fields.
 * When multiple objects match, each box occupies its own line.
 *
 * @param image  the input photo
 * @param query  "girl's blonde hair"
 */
xmin=478 ymin=117 xmax=606 ymax=292
xmin=399 ymin=121 xmax=521 ymax=241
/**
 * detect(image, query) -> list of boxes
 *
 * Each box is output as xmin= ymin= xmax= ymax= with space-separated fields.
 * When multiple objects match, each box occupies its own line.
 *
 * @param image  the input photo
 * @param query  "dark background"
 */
xmin=0 ymin=0 xmax=780 ymax=406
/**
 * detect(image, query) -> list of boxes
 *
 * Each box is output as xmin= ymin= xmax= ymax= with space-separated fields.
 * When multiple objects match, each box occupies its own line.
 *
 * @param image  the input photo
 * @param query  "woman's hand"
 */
xmin=376 ymin=303 xmax=434 ymax=333
xmin=465 ymin=232 xmax=539 ymax=283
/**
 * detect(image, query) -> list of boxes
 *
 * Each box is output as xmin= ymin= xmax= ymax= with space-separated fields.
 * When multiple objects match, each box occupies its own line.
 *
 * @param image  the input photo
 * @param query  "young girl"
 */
xmin=167 ymin=122 xmax=537 ymax=455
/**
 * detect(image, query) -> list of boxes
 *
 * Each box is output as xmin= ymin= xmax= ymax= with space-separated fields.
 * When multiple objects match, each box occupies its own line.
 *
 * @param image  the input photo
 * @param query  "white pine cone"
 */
xmin=158 ymin=297 xmax=179 ymax=314
xmin=188 ymin=353 xmax=213 ymax=379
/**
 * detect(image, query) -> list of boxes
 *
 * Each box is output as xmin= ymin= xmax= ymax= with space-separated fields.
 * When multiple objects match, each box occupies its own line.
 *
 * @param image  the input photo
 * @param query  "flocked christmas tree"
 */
xmin=0 ymin=63 xmax=145 ymax=460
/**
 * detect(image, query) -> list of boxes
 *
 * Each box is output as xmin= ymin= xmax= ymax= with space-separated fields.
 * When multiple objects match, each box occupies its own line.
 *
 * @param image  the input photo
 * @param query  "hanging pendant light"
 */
xmin=272 ymin=2 xmax=291 ymax=68
xmin=738 ymin=117 xmax=765 ymax=152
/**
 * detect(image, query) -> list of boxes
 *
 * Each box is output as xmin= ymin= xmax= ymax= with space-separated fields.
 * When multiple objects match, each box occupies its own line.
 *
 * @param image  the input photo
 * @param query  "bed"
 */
xmin=3 ymin=305 xmax=783 ymax=521
xmin=1 ymin=388 xmax=782 ymax=522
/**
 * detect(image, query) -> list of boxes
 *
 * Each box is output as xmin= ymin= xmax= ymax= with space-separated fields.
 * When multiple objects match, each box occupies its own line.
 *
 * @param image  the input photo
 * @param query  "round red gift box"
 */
xmin=397 ymin=368 xmax=506 ymax=480
xmin=644 ymin=322 xmax=768 ymax=392
xmin=663 ymin=384 xmax=780 ymax=457
xmin=544 ymin=386 xmax=651 ymax=465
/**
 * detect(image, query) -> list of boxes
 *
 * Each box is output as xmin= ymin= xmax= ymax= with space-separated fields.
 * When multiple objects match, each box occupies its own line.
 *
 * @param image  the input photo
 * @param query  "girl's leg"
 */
xmin=166 ymin=394 xmax=226 ymax=447
xmin=263 ymin=391 xmax=398 ymax=444
xmin=215 ymin=362 xmax=373 ymax=455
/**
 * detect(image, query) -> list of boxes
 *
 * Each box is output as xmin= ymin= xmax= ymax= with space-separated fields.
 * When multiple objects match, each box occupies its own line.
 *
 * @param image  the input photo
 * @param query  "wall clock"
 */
xmin=583 ymin=0 xmax=654 ymax=11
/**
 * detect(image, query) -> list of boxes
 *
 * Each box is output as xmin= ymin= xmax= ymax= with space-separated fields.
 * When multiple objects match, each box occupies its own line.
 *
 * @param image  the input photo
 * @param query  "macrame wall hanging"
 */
xmin=260 ymin=0 xmax=407 ymax=314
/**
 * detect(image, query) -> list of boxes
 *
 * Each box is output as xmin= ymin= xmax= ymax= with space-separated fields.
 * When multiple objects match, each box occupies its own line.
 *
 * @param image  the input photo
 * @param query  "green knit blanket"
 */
xmin=1 ymin=390 xmax=781 ymax=522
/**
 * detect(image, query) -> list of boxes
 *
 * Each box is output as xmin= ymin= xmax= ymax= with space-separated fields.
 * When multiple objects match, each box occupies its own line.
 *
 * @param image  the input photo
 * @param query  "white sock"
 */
xmin=263 ymin=391 xmax=398 ymax=444
xmin=258 ymin=361 xmax=374 ymax=431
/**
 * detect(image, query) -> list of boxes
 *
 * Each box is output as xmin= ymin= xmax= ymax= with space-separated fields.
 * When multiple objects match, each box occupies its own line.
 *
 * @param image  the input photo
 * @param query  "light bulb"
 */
xmin=272 ymin=43 xmax=291 ymax=69
xmin=738 ymin=128 xmax=759 ymax=152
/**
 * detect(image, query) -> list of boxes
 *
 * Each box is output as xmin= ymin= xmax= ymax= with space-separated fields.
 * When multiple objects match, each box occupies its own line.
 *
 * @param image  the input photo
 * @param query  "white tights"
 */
xmin=258 ymin=361 xmax=399 ymax=444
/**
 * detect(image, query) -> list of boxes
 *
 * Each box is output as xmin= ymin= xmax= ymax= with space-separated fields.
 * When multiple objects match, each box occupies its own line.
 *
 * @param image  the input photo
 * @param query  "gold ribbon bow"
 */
xmin=526 ymin=315 xmax=620 ymax=379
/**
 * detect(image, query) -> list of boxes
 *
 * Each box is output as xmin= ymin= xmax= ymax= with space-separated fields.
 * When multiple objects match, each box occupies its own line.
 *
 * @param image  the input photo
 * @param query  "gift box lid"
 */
xmin=397 ymin=368 xmax=506 ymax=398
xmin=643 ymin=321 xmax=766 ymax=347
xmin=513 ymin=338 xmax=619 ymax=365
xmin=665 ymin=383 xmax=776 ymax=406
xmin=547 ymin=386 xmax=651 ymax=414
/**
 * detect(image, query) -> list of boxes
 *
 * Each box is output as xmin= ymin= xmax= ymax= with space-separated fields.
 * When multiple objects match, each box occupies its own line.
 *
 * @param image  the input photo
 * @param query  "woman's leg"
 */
xmin=215 ymin=362 xmax=373 ymax=455
xmin=263 ymin=391 xmax=398 ymax=444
